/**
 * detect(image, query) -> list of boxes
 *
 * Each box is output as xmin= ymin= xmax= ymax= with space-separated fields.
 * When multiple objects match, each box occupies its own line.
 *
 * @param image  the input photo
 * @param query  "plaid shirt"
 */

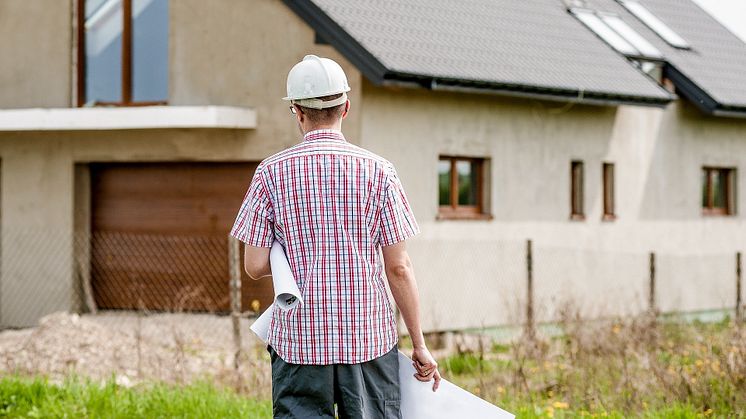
xmin=231 ymin=129 xmax=419 ymax=365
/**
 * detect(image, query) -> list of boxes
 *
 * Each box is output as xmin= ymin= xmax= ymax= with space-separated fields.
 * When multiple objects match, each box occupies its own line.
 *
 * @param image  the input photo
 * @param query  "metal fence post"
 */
xmin=525 ymin=239 xmax=535 ymax=339
xmin=649 ymin=252 xmax=656 ymax=315
xmin=228 ymin=236 xmax=242 ymax=373
xmin=737 ymin=251 xmax=742 ymax=323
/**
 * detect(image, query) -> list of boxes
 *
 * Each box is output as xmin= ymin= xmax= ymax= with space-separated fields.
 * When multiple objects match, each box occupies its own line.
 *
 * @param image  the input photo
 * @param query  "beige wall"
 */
xmin=0 ymin=0 xmax=72 ymax=108
xmin=170 ymin=0 xmax=363 ymax=153
xmin=360 ymin=82 xmax=746 ymax=331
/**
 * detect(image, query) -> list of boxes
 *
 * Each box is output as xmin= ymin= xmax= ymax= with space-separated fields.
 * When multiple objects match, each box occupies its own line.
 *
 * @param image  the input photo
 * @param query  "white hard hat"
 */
xmin=283 ymin=55 xmax=351 ymax=109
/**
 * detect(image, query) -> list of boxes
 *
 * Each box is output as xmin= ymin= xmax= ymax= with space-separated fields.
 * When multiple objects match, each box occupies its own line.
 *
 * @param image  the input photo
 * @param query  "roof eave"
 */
xmin=383 ymin=73 xmax=671 ymax=107
xmin=282 ymin=0 xmax=388 ymax=83
xmin=665 ymin=65 xmax=746 ymax=118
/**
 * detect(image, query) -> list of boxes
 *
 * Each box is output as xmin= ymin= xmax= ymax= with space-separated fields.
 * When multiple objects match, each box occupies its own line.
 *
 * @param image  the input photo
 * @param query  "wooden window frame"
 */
xmin=437 ymin=156 xmax=490 ymax=220
xmin=602 ymin=162 xmax=616 ymax=221
xmin=77 ymin=0 xmax=168 ymax=107
xmin=570 ymin=160 xmax=585 ymax=220
xmin=702 ymin=167 xmax=737 ymax=216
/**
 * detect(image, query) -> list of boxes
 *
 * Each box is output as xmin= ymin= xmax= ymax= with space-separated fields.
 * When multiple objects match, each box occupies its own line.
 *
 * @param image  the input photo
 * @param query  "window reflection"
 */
xmin=438 ymin=160 xmax=451 ymax=206
xmin=85 ymin=0 xmax=123 ymax=103
xmin=456 ymin=160 xmax=477 ymax=206
xmin=133 ymin=0 xmax=169 ymax=102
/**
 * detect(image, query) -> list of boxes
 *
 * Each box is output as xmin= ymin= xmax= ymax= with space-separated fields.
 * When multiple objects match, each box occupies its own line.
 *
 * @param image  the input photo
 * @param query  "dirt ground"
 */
xmin=0 ymin=311 xmax=272 ymax=398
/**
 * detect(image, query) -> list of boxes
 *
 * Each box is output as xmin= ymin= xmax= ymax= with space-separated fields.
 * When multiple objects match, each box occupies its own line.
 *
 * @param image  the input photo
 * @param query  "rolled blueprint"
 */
xmin=269 ymin=241 xmax=303 ymax=310
xmin=249 ymin=241 xmax=301 ymax=339
xmin=398 ymin=352 xmax=514 ymax=418
xmin=250 ymin=241 xmax=514 ymax=419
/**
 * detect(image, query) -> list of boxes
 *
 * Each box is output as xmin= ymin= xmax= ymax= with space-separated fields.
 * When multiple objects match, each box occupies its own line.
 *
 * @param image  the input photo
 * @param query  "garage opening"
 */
xmin=89 ymin=162 xmax=273 ymax=312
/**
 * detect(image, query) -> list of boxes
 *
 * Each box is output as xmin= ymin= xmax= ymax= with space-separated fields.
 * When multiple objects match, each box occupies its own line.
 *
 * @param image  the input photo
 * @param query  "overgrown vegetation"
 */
xmin=437 ymin=312 xmax=746 ymax=418
xmin=0 ymin=377 xmax=271 ymax=418
xmin=1 ymin=313 xmax=743 ymax=418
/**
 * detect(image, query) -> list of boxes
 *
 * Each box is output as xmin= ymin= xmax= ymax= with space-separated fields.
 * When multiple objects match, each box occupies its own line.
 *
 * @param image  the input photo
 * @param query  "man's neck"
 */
xmin=302 ymin=123 xmax=342 ymax=135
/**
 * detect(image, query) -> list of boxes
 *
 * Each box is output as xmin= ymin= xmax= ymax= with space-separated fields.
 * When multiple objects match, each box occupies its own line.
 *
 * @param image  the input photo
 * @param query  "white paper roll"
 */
xmin=270 ymin=242 xmax=303 ymax=310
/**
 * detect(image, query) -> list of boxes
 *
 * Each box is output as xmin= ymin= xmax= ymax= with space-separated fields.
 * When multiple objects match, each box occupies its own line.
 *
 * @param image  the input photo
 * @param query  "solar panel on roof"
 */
xmin=620 ymin=0 xmax=691 ymax=49
xmin=600 ymin=14 xmax=663 ymax=59
xmin=572 ymin=9 xmax=639 ymax=56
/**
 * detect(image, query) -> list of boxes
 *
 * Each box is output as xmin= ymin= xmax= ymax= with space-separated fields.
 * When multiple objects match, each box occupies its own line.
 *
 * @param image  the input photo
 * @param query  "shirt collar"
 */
xmin=302 ymin=129 xmax=347 ymax=143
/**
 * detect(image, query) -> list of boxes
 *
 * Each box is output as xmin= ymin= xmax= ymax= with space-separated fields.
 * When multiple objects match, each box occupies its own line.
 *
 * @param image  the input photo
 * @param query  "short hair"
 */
xmin=296 ymin=93 xmax=345 ymax=125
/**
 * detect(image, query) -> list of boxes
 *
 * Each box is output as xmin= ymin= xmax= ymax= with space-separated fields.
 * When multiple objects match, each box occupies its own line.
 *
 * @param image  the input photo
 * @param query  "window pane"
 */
xmin=132 ymin=0 xmax=169 ymax=102
xmin=603 ymin=163 xmax=614 ymax=215
xmin=456 ymin=160 xmax=477 ymax=206
xmin=701 ymin=169 xmax=709 ymax=208
xmin=438 ymin=160 xmax=451 ymax=206
xmin=85 ymin=0 xmax=123 ymax=103
xmin=571 ymin=161 xmax=584 ymax=215
xmin=712 ymin=170 xmax=727 ymax=209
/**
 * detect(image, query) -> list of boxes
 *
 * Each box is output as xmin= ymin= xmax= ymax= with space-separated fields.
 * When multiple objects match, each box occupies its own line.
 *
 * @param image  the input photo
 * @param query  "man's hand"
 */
xmin=412 ymin=346 xmax=441 ymax=392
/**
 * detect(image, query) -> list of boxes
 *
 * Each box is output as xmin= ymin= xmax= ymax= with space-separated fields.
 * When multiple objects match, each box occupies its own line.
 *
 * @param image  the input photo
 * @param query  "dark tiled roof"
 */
xmin=284 ymin=0 xmax=746 ymax=114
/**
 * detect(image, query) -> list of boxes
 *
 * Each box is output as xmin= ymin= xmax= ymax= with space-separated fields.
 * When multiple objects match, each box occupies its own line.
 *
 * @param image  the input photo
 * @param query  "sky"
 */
xmin=691 ymin=0 xmax=746 ymax=43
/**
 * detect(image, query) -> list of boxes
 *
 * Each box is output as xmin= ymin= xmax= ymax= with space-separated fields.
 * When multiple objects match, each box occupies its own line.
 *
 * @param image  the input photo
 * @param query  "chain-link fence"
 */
xmin=0 ymin=227 xmax=742 ymax=392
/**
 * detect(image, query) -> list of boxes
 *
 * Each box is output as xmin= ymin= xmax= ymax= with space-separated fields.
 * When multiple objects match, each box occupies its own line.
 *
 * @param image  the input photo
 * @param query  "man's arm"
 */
xmin=382 ymin=241 xmax=441 ymax=391
xmin=244 ymin=245 xmax=271 ymax=280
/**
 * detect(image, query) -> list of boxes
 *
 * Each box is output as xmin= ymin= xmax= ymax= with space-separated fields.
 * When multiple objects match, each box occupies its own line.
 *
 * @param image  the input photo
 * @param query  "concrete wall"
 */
xmin=0 ymin=0 xmax=363 ymax=327
xmin=0 ymin=0 xmax=72 ymax=108
xmin=360 ymin=82 xmax=746 ymax=331
xmin=169 ymin=0 xmax=363 ymax=152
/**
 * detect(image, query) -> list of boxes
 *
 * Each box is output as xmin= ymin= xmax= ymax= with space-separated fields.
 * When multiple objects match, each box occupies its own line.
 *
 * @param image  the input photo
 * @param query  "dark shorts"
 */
xmin=268 ymin=345 xmax=401 ymax=419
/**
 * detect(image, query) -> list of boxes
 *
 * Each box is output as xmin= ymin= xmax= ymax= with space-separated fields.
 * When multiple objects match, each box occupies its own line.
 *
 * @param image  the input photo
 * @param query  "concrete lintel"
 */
xmin=0 ymin=106 xmax=257 ymax=131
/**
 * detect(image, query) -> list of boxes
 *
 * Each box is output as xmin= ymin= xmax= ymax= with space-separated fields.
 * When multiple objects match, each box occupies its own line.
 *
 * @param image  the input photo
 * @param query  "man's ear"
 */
xmin=341 ymin=100 xmax=350 ymax=119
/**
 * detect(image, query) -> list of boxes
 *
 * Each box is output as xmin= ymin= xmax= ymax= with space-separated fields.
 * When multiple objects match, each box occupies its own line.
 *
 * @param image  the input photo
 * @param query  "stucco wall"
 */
xmin=169 ymin=0 xmax=363 ymax=152
xmin=0 ymin=0 xmax=72 ymax=108
xmin=360 ymin=83 xmax=746 ymax=331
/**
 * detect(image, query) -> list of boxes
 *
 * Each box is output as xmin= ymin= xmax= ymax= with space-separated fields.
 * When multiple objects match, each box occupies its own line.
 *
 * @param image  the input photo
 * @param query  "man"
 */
xmin=231 ymin=55 xmax=439 ymax=418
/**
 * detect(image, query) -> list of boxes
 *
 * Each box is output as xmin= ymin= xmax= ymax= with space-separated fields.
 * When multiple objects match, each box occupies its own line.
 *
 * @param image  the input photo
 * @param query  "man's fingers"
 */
xmin=432 ymin=369 xmax=441 ymax=392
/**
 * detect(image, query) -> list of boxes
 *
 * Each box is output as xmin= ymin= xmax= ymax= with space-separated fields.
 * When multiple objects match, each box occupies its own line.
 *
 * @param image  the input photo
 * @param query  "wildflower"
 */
xmin=545 ymin=406 xmax=555 ymax=418
xmin=553 ymin=401 xmax=569 ymax=409
xmin=497 ymin=386 xmax=505 ymax=394
xmin=704 ymin=408 xmax=713 ymax=416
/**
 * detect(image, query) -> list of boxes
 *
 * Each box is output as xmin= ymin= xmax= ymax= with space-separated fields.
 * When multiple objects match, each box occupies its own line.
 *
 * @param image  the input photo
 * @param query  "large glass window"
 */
xmin=80 ymin=0 xmax=168 ymax=106
xmin=438 ymin=156 xmax=487 ymax=219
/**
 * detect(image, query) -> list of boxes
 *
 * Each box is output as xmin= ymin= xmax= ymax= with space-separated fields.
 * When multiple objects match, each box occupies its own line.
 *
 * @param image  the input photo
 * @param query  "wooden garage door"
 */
xmin=90 ymin=162 xmax=274 ymax=312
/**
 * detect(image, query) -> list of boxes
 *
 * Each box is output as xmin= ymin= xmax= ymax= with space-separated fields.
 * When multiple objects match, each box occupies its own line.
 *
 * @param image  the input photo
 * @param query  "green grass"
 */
xmin=0 ymin=376 xmax=271 ymax=418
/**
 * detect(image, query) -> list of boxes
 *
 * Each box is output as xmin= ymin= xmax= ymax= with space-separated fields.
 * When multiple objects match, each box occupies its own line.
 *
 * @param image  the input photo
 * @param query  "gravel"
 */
xmin=0 ymin=311 xmax=271 ymax=397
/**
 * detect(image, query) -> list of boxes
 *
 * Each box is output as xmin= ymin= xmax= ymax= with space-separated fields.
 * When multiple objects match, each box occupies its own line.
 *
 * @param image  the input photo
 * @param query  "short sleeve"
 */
xmin=230 ymin=169 xmax=275 ymax=247
xmin=379 ymin=167 xmax=420 ymax=246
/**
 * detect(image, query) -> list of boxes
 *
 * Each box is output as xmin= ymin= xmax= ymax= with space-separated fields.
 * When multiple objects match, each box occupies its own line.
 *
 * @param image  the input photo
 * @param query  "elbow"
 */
xmin=386 ymin=260 xmax=413 ymax=283
xmin=244 ymin=261 xmax=262 ymax=280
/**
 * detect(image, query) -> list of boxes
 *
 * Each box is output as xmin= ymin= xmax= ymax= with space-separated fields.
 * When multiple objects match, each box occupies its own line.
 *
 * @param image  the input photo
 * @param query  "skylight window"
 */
xmin=619 ymin=0 xmax=690 ymax=49
xmin=600 ymin=14 xmax=663 ymax=59
xmin=573 ymin=9 xmax=638 ymax=56
xmin=571 ymin=9 xmax=663 ymax=60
